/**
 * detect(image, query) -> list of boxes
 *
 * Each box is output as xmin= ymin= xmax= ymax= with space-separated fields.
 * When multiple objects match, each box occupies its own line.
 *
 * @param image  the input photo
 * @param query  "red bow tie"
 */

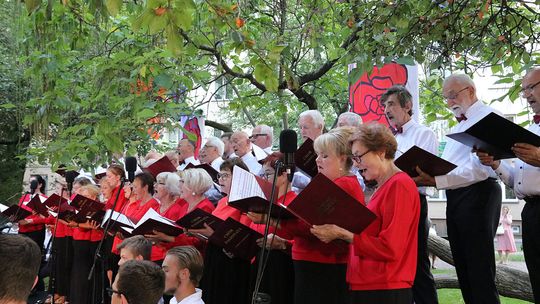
xmin=456 ymin=114 xmax=467 ymax=123
xmin=392 ymin=127 xmax=403 ymax=135
xmin=534 ymin=115 xmax=540 ymax=124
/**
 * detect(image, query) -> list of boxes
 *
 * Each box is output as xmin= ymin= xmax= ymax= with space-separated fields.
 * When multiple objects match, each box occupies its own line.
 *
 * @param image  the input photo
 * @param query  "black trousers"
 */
xmin=52 ymin=236 xmax=72 ymax=297
xmin=293 ymin=260 xmax=348 ymax=304
xmin=412 ymin=194 xmax=438 ymax=304
xmin=446 ymin=178 xmax=501 ymax=304
xmin=350 ymin=288 xmax=412 ymax=304
xmin=70 ymin=240 xmax=102 ymax=304
xmin=522 ymin=196 xmax=540 ymax=303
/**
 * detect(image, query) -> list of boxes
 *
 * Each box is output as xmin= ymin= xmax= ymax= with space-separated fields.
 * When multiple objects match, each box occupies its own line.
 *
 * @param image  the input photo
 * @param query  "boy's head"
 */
xmin=117 ymin=235 xmax=152 ymax=266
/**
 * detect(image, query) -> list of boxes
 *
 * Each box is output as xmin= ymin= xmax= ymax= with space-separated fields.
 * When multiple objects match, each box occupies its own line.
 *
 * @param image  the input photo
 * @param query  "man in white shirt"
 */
xmin=230 ymin=131 xmax=262 ymax=173
xmin=250 ymin=125 xmax=274 ymax=154
xmin=177 ymin=139 xmax=200 ymax=171
xmin=202 ymin=136 xmax=225 ymax=172
xmin=163 ymin=246 xmax=205 ymax=304
xmin=381 ymin=85 xmax=438 ymax=304
xmin=476 ymin=67 xmax=540 ymax=302
xmin=414 ymin=74 xmax=502 ymax=304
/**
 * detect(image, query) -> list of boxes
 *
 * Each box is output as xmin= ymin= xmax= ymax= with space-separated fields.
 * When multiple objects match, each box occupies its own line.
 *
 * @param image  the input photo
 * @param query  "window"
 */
xmin=214 ymin=76 xmax=233 ymax=101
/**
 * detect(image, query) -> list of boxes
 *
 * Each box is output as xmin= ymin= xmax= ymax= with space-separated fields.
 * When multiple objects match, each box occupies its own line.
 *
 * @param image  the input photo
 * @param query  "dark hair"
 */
xmin=117 ymin=260 xmax=165 ymax=304
xmin=117 ymin=235 xmax=152 ymax=261
xmin=108 ymin=164 xmax=126 ymax=180
xmin=380 ymin=85 xmax=413 ymax=116
xmin=220 ymin=157 xmax=249 ymax=172
xmin=349 ymin=122 xmax=397 ymax=160
xmin=134 ymin=172 xmax=155 ymax=195
xmin=166 ymin=246 xmax=204 ymax=286
xmin=0 ymin=234 xmax=41 ymax=302
xmin=220 ymin=132 xmax=232 ymax=140
xmin=261 ymin=152 xmax=286 ymax=175
xmin=31 ymin=175 xmax=46 ymax=194
xmin=74 ymin=176 xmax=93 ymax=187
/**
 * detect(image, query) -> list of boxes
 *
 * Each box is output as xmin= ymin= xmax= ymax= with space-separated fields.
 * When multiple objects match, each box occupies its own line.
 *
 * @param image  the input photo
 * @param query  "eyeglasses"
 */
xmin=249 ymin=134 xmax=268 ymax=140
xmin=520 ymin=80 xmax=540 ymax=97
xmin=442 ymin=87 xmax=469 ymax=101
xmin=351 ymin=150 xmax=371 ymax=164
xmin=106 ymin=288 xmax=123 ymax=298
xmin=259 ymin=172 xmax=275 ymax=180
xmin=217 ymin=173 xmax=231 ymax=179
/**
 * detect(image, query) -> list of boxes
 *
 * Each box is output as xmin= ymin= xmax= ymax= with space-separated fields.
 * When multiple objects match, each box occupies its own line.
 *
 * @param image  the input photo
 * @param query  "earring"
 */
xmin=192 ymin=192 xmax=196 ymax=196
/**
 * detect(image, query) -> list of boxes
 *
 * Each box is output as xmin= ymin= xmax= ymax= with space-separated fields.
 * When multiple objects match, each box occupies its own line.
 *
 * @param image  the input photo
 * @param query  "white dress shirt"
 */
xmin=435 ymin=101 xmax=500 ymax=190
xmin=169 ymin=289 xmax=205 ymax=304
xmin=210 ymin=157 xmax=224 ymax=172
xmin=395 ymin=119 xmax=438 ymax=196
xmin=240 ymin=153 xmax=263 ymax=174
xmin=263 ymin=146 xmax=273 ymax=155
xmin=178 ymin=156 xmax=200 ymax=171
xmin=493 ymin=122 xmax=540 ymax=199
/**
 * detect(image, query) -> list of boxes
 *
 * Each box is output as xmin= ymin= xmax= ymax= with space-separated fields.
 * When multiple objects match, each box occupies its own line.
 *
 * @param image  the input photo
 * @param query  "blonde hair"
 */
xmin=79 ymin=184 xmax=101 ymax=200
xmin=179 ymin=169 xmax=213 ymax=196
xmin=314 ymin=127 xmax=355 ymax=170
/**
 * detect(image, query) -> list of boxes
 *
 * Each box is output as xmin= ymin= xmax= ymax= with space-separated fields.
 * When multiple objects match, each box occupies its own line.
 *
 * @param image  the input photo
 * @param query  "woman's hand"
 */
xmin=247 ymin=212 xmax=277 ymax=226
xmin=145 ymin=230 xmax=175 ymax=243
xmin=310 ymin=224 xmax=354 ymax=243
xmin=187 ymin=223 xmax=214 ymax=238
xmin=256 ymin=233 xmax=289 ymax=250
xmin=18 ymin=219 xmax=32 ymax=226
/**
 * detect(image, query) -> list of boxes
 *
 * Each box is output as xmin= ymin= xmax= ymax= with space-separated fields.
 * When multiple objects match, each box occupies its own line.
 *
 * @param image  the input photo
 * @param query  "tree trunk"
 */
xmin=428 ymin=234 xmax=533 ymax=302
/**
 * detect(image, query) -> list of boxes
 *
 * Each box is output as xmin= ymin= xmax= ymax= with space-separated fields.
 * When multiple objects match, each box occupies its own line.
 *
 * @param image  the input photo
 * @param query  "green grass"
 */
xmin=438 ymin=289 xmax=532 ymax=303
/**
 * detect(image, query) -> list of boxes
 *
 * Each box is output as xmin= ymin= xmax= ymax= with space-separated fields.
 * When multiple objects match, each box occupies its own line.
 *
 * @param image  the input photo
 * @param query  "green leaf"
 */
xmin=25 ymin=0 xmax=41 ymax=13
xmin=395 ymin=56 xmax=415 ymax=66
xmin=166 ymin=25 xmax=183 ymax=56
xmin=231 ymin=31 xmax=243 ymax=43
xmin=105 ymin=0 xmax=122 ymax=16
xmin=171 ymin=8 xmax=193 ymax=30
xmin=154 ymin=73 xmax=173 ymax=89
xmin=148 ymin=15 xmax=168 ymax=34
xmin=0 ymin=103 xmax=16 ymax=109
xmin=137 ymin=108 xmax=156 ymax=119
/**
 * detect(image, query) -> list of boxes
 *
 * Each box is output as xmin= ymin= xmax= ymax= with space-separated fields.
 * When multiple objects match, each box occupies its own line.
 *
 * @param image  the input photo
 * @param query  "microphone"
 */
xmin=125 ymin=156 xmax=138 ymax=183
xmin=65 ymin=171 xmax=79 ymax=194
xmin=279 ymin=129 xmax=297 ymax=182
xmin=29 ymin=180 xmax=38 ymax=195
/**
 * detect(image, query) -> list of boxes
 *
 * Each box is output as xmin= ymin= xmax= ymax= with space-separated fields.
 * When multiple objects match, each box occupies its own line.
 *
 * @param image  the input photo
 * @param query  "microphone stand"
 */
xmin=251 ymin=161 xmax=284 ymax=304
xmin=89 ymin=179 xmax=125 ymax=304
xmin=48 ymin=188 xmax=66 ymax=304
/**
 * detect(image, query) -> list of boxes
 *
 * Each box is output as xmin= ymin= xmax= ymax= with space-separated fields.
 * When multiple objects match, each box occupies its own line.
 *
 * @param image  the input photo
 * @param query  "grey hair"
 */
xmin=256 ymin=125 xmax=274 ymax=141
xmin=204 ymin=136 xmax=225 ymax=156
xmin=156 ymin=172 xmax=181 ymax=196
xmin=337 ymin=112 xmax=362 ymax=127
xmin=443 ymin=74 xmax=476 ymax=90
xmin=299 ymin=110 xmax=325 ymax=129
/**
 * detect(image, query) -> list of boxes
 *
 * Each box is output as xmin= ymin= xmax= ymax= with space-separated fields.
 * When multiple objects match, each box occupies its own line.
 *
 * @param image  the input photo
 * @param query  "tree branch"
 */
xmin=205 ymin=120 xmax=233 ymax=132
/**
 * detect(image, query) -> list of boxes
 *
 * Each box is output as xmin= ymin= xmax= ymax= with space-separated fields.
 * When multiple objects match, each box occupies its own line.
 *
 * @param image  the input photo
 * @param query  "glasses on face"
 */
xmin=249 ymin=134 xmax=268 ymax=140
xmin=259 ymin=172 xmax=275 ymax=180
xmin=443 ymin=87 xmax=469 ymax=101
xmin=217 ymin=173 xmax=231 ymax=180
xmin=107 ymin=288 xmax=123 ymax=298
xmin=351 ymin=150 xmax=371 ymax=164
xmin=520 ymin=80 xmax=540 ymax=97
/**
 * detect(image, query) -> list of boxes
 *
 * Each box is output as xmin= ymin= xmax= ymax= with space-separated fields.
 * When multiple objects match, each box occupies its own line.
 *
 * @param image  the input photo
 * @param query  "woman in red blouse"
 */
xmin=279 ymin=127 xmax=365 ymax=304
xmin=311 ymin=123 xmax=420 ymax=304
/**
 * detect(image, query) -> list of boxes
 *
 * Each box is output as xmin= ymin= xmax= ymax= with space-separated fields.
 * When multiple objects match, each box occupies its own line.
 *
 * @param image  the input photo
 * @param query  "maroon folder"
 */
xmin=143 ymin=156 xmax=178 ymax=178
xmin=209 ymin=218 xmax=263 ymax=260
xmin=70 ymin=194 xmax=105 ymax=212
xmin=176 ymin=208 xmax=224 ymax=230
xmin=395 ymin=145 xmax=457 ymax=178
xmin=294 ymin=138 xmax=318 ymax=177
xmin=283 ymin=174 xmax=376 ymax=234
xmin=26 ymin=195 xmax=49 ymax=217
xmin=185 ymin=163 xmax=219 ymax=183
xmin=1 ymin=205 xmax=32 ymax=222
xmin=43 ymin=194 xmax=69 ymax=211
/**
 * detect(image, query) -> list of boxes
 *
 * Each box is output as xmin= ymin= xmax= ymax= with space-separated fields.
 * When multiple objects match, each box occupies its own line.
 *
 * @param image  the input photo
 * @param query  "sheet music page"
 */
xmin=0 ymin=203 xmax=8 ymax=213
xmin=228 ymin=165 xmax=266 ymax=202
xmin=102 ymin=209 xmax=134 ymax=228
xmin=135 ymin=208 xmax=176 ymax=227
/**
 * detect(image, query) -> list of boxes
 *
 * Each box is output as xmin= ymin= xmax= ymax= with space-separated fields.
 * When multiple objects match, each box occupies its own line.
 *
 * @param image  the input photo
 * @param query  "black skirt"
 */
xmin=293 ymin=260 xmax=349 ymax=304
xmin=200 ymin=243 xmax=252 ymax=304
xmin=349 ymin=288 xmax=412 ymax=304
xmin=251 ymin=249 xmax=294 ymax=304
xmin=70 ymin=240 xmax=102 ymax=304
xmin=52 ymin=236 xmax=73 ymax=297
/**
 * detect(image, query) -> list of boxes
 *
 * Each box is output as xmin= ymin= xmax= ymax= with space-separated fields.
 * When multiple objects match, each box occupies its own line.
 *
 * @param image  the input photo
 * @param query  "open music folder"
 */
xmin=176 ymin=208 xmax=224 ymax=230
xmin=144 ymin=156 xmax=178 ymax=178
xmin=447 ymin=112 xmax=540 ymax=160
xmin=395 ymin=145 xmax=457 ymax=177
xmin=208 ymin=218 xmax=263 ymax=260
xmin=282 ymin=174 xmax=376 ymax=234
xmin=227 ymin=166 xmax=296 ymax=219
xmin=120 ymin=208 xmax=183 ymax=237
xmin=0 ymin=204 xmax=31 ymax=222
xmin=294 ymin=138 xmax=318 ymax=177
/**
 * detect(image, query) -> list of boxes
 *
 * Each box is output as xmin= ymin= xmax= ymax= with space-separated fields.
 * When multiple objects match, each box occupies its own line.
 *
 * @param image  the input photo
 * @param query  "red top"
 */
xmin=161 ymin=198 xmax=216 ymax=255
xmin=32 ymin=216 xmax=73 ymax=238
xmin=347 ymin=172 xmax=419 ymax=291
xmin=112 ymin=198 xmax=160 ymax=254
xmin=281 ymin=175 xmax=365 ymax=264
xmin=250 ymin=191 xmax=296 ymax=237
xmin=105 ymin=186 xmax=128 ymax=212
xmin=213 ymin=197 xmax=251 ymax=226
xmin=72 ymin=226 xmax=103 ymax=241
xmin=18 ymin=194 xmax=47 ymax=233
xmin=150 ymin=201 xmax=185 ymax=261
